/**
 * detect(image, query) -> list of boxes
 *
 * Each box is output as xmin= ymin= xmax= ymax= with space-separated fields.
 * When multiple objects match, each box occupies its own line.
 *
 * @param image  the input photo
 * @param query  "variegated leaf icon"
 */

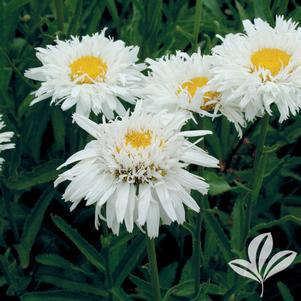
xmin=228 ymin=232 xmax=297 ymax=297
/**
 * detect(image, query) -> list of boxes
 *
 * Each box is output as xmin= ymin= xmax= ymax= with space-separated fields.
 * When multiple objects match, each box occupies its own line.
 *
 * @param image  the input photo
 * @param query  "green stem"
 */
xmin=245 ymin=114 xmax=269 ymax=237
xmin=102 ymin=227 xmax=113 ymax=301
xmin=192 ymin=115 xmax=205 ymax=297
xmin=104 ymin=251 xmax=113 ymax=301
xmin=193 ymin=206 xmax=202 ymax=296
xmin=54 ymin=0 xmax=64 ymax=31
xmin=145 ymin=237 xmax=161 ymax=301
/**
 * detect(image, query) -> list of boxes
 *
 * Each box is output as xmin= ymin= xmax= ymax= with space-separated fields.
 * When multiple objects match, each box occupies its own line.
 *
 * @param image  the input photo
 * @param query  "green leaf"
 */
xmin=128 ymin=274 xmax=153 ymax=300
xmin=111 ymin=287 xmax=132 ymax=301
xmin=203 ymin=171 xmax=232 ymax=196
xmin=252 ymin=0 xmax=273 ymax=23
xmin=235 ymin=1 xmax=249 ymax=22
xmin=113 ymin=234 xmax=145 ymax=286
xmin=159 ymin=262 xmax=178 ymax=289
xmin=5 ymin=0 xmax=32 ymax=15
xmin=204 ymin=210 xmax=232 ymax=262
xmin=5 ymin=160 xmax=61 ymax=190
xmin=282 ymin=206 xmax=301 ymax=219
xmin=67 ymin=0 xmax=83 ymax=35
xmin=140 ymin=0 xmax=162 ymax=58
xmin=179 ymin=259 xmax=193 ymax=283
xmin=249 ymin=215 xmax=301 ymax=235
xmin=21 ymin=290 xmax=103 ymax=301
xmin=35 ymin=254 xmax=94 ymax=276
xmin=21 ymin=101 xmax=50 ymax=161
xmin=36 ymin=272 xmax=107 ymax=297
xmin=51 ymin=215 xmax=105 ymax=272
xmin=51 ymin=108 xmax=66 ymax=150
xmin=277 ymin=282 xmax=295 ymax=301
xmin=230 ymin=197 xmax=245 ymax=252
xmin=15 ymin=187 xmax=56 ymax=268
xmin=163 ymin=280 xmax=194 ymax=301
xmin=0 ymin=250 xmax=31 ymax=296
xmin=18 ymin=94 xmax=34 ymax=118
xmin=105 ymin=0 xmax=119 ymax=24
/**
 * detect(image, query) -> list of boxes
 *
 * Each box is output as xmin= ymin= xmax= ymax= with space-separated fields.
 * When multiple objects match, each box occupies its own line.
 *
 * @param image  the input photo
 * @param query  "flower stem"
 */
xmin=145 ymin=237 xmax=161 ymax=301
xmin=193 ymin=204 xmax=202 ymax=296
xmin=104 ymin=250 xmax=113 ymax=301
xmin=102 ymin=227 xmax=113 ymax=301
xmin=192 ymin=115 xmax=205 ymax=297
xmin=245 ymin=114 xmax=269 ymax=237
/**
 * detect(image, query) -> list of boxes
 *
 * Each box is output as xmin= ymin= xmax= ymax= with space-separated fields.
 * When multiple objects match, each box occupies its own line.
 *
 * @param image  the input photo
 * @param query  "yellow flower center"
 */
xmin=179 ymin=76 xmax=220 ymax=110
xmin=125 ymin=130 xmax=152 ymax=149
xmin=251 ymin=48 xmax=291 ymax=76
xmin=69 ymin=56 xmax=107 ymax=84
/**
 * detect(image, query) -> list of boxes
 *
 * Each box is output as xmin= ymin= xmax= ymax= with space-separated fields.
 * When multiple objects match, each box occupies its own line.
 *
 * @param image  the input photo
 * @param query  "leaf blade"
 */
xmin=15 ymin=187 xmax=56 ymax=268
xmin=51 ymin=215 xmax=105 ymax=272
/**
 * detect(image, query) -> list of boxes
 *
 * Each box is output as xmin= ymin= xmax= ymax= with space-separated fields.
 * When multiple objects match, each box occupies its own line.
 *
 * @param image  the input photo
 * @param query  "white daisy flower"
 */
xmin=0 ymin=115 xmax=15 ymax=170
xmin=24 ymin=29 xmax=144 ymax=118
xmin=211 ymin=16 xmax=301 ymax=122
xmin=142 ymin=51 xmax=246 ymax=135
xmin=54 ymin=104 xmax=219 ymax=238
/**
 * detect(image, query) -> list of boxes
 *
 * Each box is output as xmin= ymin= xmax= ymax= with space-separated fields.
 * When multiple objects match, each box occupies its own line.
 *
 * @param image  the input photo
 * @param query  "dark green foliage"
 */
xmin=0 ymin=0 xmax=300 ymax=300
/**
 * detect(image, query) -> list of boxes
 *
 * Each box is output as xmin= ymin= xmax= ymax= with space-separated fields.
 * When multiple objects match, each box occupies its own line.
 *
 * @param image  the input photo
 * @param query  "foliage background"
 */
xmin=0 ymin=0 xmax=301 ymax=300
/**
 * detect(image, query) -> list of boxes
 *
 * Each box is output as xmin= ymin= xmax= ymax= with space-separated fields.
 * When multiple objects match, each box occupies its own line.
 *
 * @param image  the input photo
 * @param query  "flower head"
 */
xmin=0 ymin=115 xmax=15 ymax=170
xmin=142 ymin=51 xmax=246 ymax=135
xmin=55 ymin=105 xmax=219 ymax=238
xmin=25 ymin=29 xmax=144 ymax=118
xmin=211 ymin=16 xmax=301 ymax=122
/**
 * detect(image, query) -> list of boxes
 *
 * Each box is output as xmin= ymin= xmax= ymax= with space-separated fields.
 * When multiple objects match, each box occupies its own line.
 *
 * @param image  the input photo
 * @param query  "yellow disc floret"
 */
xmin=181 ymin=77 xmax=208 ymax=98
xmin=179 ymin=76 xmax=220 ymax=110
xmin=125 ymin=130 xmax=152 ymax=149
xmin=251 ymin=48 xmax=291 ymax=76
xmin=70 ymin=56 xmax=107 ymax=84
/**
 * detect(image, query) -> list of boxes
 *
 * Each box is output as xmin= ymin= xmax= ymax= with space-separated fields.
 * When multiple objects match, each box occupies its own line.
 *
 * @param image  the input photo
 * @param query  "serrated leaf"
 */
xmin=21 ymin=290 xmax=103 ymax=301
xmin=36 ymin=272 xmax=107 ymax=297
xmin=113 ymin=234 xmax=145 ymax=286
xmin=159 ymin=262 xmax=177 ymax=289
xmin=111 ymin=287 xmax=132 ymax=301
xmin=203 ymin=171 xmax=232 ymax=196
xmin=230 ymin=197 xmax=245 ymax=251
xmin=5 ymin=160 xmax=61 ymax=190
xmin=35 ymin=254 xmax=94 ymax=276
xmin=51 ymin=215 xmax=105 ymax=272
xmin=203 ymin=211 xmax=232 ymax=262
xmin=163 ymin=280 xmax=194 ymax=301
xmin=15 ymin=188 xmax=55 ymax=268
xmin=128 ymin=274 xmax=153 ymax=301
